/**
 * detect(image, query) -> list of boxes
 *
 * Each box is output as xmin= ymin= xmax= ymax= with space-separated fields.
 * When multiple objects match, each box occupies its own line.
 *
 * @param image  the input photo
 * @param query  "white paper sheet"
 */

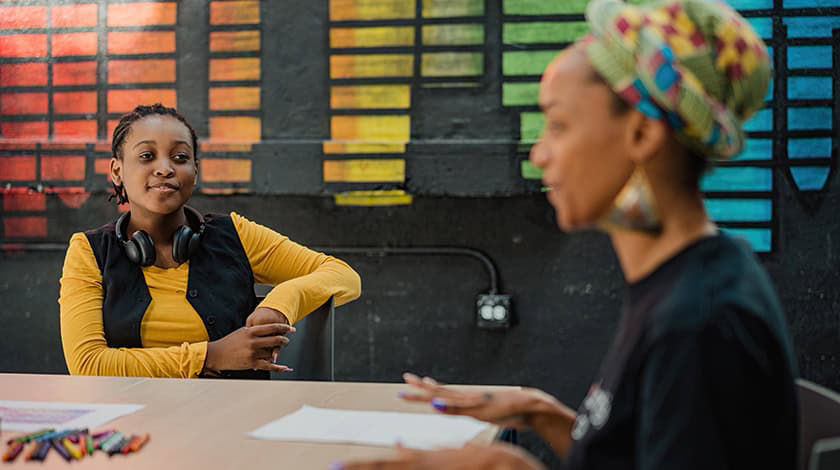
xmin=248 ymin=405 xmax=490 ymax=450
xmin=0 ymin=400 xmax=144 ymax=432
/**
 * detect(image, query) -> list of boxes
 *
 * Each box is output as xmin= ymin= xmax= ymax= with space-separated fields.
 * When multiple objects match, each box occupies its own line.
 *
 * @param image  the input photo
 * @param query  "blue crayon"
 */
xmin=51 ymin=439 xmax=73 ymax=462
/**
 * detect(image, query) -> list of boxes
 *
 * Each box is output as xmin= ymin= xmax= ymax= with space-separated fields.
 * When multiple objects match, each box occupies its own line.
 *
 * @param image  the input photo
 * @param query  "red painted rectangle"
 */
xmin=52 ymin=32 xmax=98 ymax=57
xmin=53 ymin=120 xmax=97 ymax=140
xmin=1 ymin=92 xmax=48 ymax=115
xmin=0 ymin=143 xmax=36 ymax=150
xmin=53 ymin=61 xmax=98 ymax=86
xmin=0 ymin=34 xmax=47 ymax=58
xmin=0 ymin=6 xmax=47 ymax=29
xmin=51 ymin=4 xmax=98 ymax=28
xmin=41 ymin=143 xmax=85 ymax=150
xmin=0 ymin=156 xmax=36 ymax=180
xmin=41 ymin=155 xmax=85 ymax=181
xmin=3 ymin=216 xmax=47 ymax=238
xmin=108 ymin=3 xmax=176 ymax=26
xmin=108 ymin=32 xmax=175 ymax=55
xmin=108 ymin=59 xmax=176 ymax=84
xmin=107 ymin=89 xmax=176 ymax=113
xmin=3 ymin=192 xmax=46 ymax=211
xmin=106 ymin=120 xmax=119 ymax=140
xmin=94 ymin=158 xmax=111 ymax=175
xmin=1 ymin=122 xmax=48 ymax=140
xmin=0 ymin=63 xmax=47 ymax=87
xmin=53 ymin=91 xmax=97 ymax=114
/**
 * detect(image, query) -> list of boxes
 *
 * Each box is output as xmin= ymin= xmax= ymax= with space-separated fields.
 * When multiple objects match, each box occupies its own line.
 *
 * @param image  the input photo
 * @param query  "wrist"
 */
xmin=260 ymin=306 xmax=290 ymax=324
xmin=203 ymin=341 xmax=220 ymax=372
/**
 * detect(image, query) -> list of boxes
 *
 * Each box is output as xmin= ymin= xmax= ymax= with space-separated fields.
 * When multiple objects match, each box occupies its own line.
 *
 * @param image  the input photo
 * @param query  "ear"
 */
xmin=624 ymin=111 xmax=669 ymax=165
xmin=110 ymin=158 xmax=122 ymax=185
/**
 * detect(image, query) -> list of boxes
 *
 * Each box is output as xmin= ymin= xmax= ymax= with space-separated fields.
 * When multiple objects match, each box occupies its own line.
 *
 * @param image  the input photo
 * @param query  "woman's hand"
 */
xmin=245 ymin=307 xmax=290 ymax=363
xmin=205 ymin=323 xmax=295 ymax=373
xmin=336 ymin=443 xmax=545 ymax=470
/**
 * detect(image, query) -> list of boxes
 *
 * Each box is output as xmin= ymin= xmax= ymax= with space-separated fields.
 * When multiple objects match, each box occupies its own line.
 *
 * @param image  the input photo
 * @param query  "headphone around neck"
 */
xmin=115 ymin=206 xmax=205 ymax=267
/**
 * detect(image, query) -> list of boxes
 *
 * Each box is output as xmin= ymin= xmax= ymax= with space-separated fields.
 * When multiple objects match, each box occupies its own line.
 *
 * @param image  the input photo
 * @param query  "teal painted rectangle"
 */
xmin=520 ymin=111 xmax=544 ymax=143
xmin=788 ymin=46 xmax=832 ymax=69
xmin=503 ymin=82 xmax=540 ymax=106
xmin=734 ymin=138 xmax=772 ymax=161
xmin=724 ymin=0 xmax=773 ymax=9
xmin=503 ymin=22 xmax=589 ymax=44
xmin=784 ymin=0 xmax=840 ymax=7
xmin=791 ymin=167 xmax=831 ymax=191
xmin=743 ymin=108 xmax=773 ymax=132
xmin=503 ymin=0 xmax=588 ymax=14
xmin=787 ymin=77 xmax=832 ymax=100
xmin=783 ymin=17 xmax=840 ymax=38
xmin=705 ymin=198 xmax=772 ymax=222
xmin=503 ymin=50 xmax=562 ymax=76
xmin=746 ymin=17 xmax=773 ymax=39
xmin=723 ymin=228 xmax=772 ymax=252
xmin=701 ymin=167 xmax=772 ymax=192
xmin=787 ymin=107 xmax=833 ymax=130
xmin=788 ymin=138 xmax=833 ymax=158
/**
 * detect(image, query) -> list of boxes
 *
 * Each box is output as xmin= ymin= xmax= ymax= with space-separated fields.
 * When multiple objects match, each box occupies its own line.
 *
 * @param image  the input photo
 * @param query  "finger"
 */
xmin=398 ymin=392 xmax=434 ymax=403
xmin=249 ymin=323 xmax=296 ymax=337
xmin=272 ymin=348 xmax=280 ymax=364
xmin=252 ymin=334 xmax=290 ymax=349
xmin=430 ymin=393 xmax=491 ymax=411
xmin=254 ymin=359 xmax=294 ymax=373
xmin=334 ymin=460 xmax=410 ymax=470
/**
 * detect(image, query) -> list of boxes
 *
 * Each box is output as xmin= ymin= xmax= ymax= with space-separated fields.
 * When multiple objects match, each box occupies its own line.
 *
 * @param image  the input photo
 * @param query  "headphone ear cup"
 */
xmin=172 ymin=225 xmax=193 ymax=264
xmin=123 ymin=239 xmax=142 ymax=265
xmin=131 ymin=230 xmax=156 ymax=267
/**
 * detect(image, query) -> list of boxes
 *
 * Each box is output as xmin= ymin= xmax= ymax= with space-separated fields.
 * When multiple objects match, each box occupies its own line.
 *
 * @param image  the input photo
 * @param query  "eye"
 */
xmin=138 ymin=151 xmax=154 ymax=160
xmin=172 ymin=153 xmax=191 ymax=163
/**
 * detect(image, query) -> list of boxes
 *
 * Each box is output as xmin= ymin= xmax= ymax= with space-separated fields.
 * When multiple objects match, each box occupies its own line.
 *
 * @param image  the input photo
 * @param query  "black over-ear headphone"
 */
xmin=115 ymin=206 xmax=205 ymax=267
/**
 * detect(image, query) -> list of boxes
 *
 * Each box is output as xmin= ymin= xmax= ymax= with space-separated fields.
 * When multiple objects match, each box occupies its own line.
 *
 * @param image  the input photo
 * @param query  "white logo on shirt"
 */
xmin=571 ymin=384 xmax=613 ymax=441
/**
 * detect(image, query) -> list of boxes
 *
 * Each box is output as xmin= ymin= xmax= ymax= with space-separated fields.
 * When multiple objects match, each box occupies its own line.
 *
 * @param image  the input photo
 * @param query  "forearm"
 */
xmin=64 ymin=339 xmax=208 ymax=378
xmin=523 ymin=390 xmax=577 ymax=458
xmin=261 ymin=259 xmax=361 ymax=323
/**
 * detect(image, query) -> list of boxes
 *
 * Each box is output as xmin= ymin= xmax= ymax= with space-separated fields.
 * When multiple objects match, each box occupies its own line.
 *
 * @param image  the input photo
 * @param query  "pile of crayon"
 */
xmin=1 ymin=428 xmax=150 ymax=463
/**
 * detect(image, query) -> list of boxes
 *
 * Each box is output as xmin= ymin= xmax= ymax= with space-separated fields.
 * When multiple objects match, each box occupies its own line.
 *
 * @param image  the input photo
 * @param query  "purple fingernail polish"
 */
xmin=398 ymin=392 xmax=406 ymax=398
xmin=329 ymin=463 xmax=343 ymax=470
xmin=432 ymin=398 xmax=447 ymax=411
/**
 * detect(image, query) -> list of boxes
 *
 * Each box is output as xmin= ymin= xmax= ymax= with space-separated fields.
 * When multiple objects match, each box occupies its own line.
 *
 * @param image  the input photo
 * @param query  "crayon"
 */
xmin=6 ymin=428 xmax=54 ymax=445
xmin=106 ymin=437 xmax=129 ymax=456
xmin=32 ymin=440 xmax=51 ymax=461
xmin=23 ymin=440 xmax=40 ymax=461
xmin=86 ymin=433 xmax=95 ymax=454
xmin=1 ymin=441 xmax=24 ymax=462
xmin=51 ymin=439 xmax=73 ymax=462
xmin=129 ymin=434 xmax=150 ymax=453
xmin=63 ymin=438 xmax=82 ymax=460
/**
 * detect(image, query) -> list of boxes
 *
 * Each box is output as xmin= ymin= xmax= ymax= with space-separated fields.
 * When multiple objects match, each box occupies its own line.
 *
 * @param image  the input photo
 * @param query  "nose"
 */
xmin=153 ymin=162 xmax=174 ymax=178
xmin=529 ymin=139 xmax=549 ymax=169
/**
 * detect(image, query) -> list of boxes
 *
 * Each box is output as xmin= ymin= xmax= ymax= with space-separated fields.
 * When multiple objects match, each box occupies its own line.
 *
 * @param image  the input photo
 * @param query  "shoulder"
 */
xmin=62 ymin=232 xmax=102 ymax=280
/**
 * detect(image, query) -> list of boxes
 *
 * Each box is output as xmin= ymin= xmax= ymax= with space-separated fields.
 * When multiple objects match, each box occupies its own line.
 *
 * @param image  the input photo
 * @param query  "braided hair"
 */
xmin=110 ymin=103 xmax=199 ymax=204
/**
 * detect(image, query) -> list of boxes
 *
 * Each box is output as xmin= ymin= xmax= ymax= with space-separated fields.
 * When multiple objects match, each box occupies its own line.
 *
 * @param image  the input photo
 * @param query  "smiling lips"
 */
xmin=147 ymin=183 xmax=179 ymax=193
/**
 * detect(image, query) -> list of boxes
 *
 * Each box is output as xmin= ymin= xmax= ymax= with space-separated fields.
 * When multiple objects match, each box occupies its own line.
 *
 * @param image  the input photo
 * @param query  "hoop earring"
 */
xmin=597 ymin=166 xmax=662 ymax=234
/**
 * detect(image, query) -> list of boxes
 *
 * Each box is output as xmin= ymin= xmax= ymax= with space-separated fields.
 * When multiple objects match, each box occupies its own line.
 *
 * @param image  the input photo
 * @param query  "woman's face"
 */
xmin=111 ymin=115 xmax=196 ymax=216
xmin=530 ymin=47 xmax=637 ymax=231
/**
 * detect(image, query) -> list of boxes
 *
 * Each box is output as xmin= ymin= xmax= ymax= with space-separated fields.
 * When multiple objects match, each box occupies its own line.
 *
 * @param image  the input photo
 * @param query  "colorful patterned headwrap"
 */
xmin=584 ymin=0 xmax=772 ymax=159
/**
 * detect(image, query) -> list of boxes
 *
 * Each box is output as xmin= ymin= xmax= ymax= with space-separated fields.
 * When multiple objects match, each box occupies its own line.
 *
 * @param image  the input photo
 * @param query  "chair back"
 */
xmin=797 ymin=379 xmax=840 ymax=470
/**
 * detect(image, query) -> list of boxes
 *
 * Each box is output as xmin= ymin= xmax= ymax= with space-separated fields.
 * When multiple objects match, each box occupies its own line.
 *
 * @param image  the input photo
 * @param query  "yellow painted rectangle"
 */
xmin=422 ymin=52 xmax=483 ymax=77
xmin=330 ymin=0 xmax=416 ymax=21
xmin=200 ymin=187 xmax=251 ymax=195
xmin=331 ymin=115 xmax=410 ymax=141
xmin=330 ymin=26 xmax=414 ymax=48
xmin=323 ymin=159 xmax=405 ymax=182
xmin=210 ymin=31 xmax=260 ymax=52
xmin=423 ymin=0 xmax=483 ymax=17
xmin=330 ymin=54 xmax=413 ymax=79
xmin=334 ymin=190 xmax=413 ymax=206
xmin=201 ymin=158 xmax=252 ymax=183
xmin=323 ymin=141 xmax=407 ymax=154
xmin=210 ymin=58 xmax=261 ymax=81
xmin=331 ymin=85 xmax=411 ymax=109
xmin=422 ymin=24 xmax=484 ymax=45
xmin=210 ymin=1 xmax=260 ymax=25
xmin=209 ymin=117 xmax=261 ymax=142
xmin=209 ymin=87 xmax=260 ymax=110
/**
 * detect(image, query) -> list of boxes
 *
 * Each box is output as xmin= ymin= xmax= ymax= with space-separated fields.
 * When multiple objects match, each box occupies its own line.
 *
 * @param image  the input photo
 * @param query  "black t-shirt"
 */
xmin=565 ymin=234 xmax=798 ymax=470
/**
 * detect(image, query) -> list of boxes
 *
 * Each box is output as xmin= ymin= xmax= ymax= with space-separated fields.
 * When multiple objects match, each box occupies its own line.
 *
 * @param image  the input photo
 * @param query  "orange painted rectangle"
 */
xmin=108 ymin=31 xmax=175 ymax=55
xmin=107 ymin=89 xmax=176 ymax=113
xmin=3 ymin=216 xmax=47 ymax=238
xmin=0 ymin=156 xmax=36 ymax=180
xmin=210 ymin=1 xmax=259 ymax=25
xmin=108 ymin=59 xmax=176 ymax=84
xmin=53 ymin=91 xmax=97 ymax=114
xmin=0 ymin=63 xmax=47 ymax=87
xmin=0 ymin=6 xmax=46 ymax=29
xmin=40 ymin=143 xmax=85 ymax=150
xmin=0 ymin=34 xmax=47 ymax=58
xmin=52 ymin=32 xmax=98 ymax=57
xmin=209 ymin=58 xmax=260 ymax=82
xmin=209 ymin=31 xmax=260 ymax=52
xmin=106 ymin=119 xmax=119 ymax=140
xmin=200 ymin=158 xmax=252 ymax=182
xmin=94 ymin=158 xmax=110 ymax=175
xmin=3 ymin=192 xmax=46 ymax=211
xmin=107 ymin=2 xmax=176 ymax=26
xmin=1 ymin=122 xmax=48 ymax=140
xmin=53 ymin=120 xmax=97 ymax=140
xmin=41 ymin=155 xmax=86 ymax=181
xmin=209 ymin=87 xmax=260 ymax=111
xmin=51 ymin=4 xmax=98 ymax=28
xmin=199 ymin=142 xmax=253 ymax=153
xmin=208 ymin=117 xmax=261 ymax=142
xmin=1 ymin=92 xmax=48 ymax=115
xmin=53 ymin=61 xmax=97 ymax=86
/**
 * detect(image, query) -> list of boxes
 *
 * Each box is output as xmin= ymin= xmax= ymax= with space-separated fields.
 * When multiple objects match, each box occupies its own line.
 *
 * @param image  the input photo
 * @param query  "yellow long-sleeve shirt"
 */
xmin=59 ymin=212 xmax=361 ymax=378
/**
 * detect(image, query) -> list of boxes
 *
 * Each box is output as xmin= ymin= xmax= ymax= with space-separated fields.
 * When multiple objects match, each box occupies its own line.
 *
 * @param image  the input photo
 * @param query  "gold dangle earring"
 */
xmin=597 ymin=166 xmax=662 ymax=233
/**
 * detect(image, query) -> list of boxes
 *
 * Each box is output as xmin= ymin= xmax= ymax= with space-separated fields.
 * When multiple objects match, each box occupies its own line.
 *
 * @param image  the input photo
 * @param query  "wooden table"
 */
xmin=0 ymin=374 xmax=509 ymax=469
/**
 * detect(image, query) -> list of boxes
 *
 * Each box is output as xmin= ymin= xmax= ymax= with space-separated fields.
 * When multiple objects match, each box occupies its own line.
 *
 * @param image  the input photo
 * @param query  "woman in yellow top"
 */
xmin=59 ymin=103 xmax=361 ymax=379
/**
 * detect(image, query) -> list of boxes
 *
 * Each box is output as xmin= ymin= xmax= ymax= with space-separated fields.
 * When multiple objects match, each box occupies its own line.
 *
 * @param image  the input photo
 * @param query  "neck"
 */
xmin=126 ymin=205 xmax=188 ymax=245
xmin=609 ymin=187 xmax=716 ymax=283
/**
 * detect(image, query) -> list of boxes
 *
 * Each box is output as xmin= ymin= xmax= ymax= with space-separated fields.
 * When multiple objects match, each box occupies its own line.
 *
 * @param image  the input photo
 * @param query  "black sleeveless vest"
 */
xmin=85 ymin=213 xmax=268 ymax=379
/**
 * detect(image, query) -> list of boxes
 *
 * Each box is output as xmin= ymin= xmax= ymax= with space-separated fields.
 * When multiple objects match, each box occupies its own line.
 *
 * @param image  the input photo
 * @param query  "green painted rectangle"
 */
xmin=422 ymin=52 xmax=483 ymax=77
xmin=503 ymin=21 xmax=589 ymax=44
xmin=503 ymin=82 xmax=540 ymax=106
xmin=520 ymin=111 xmax=544 ymax=143
xmin=422 ymin=24 xmax=484 ymax=45
xmin=424 ymin=0 xmax=484 ymax=17
xmin=503 ymin=50 xmax=562 ymax=76
xmin=521 ymin=160 xmax=543 ymax=179
xmin=503 ymin=0 xmax=588 ymax=14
